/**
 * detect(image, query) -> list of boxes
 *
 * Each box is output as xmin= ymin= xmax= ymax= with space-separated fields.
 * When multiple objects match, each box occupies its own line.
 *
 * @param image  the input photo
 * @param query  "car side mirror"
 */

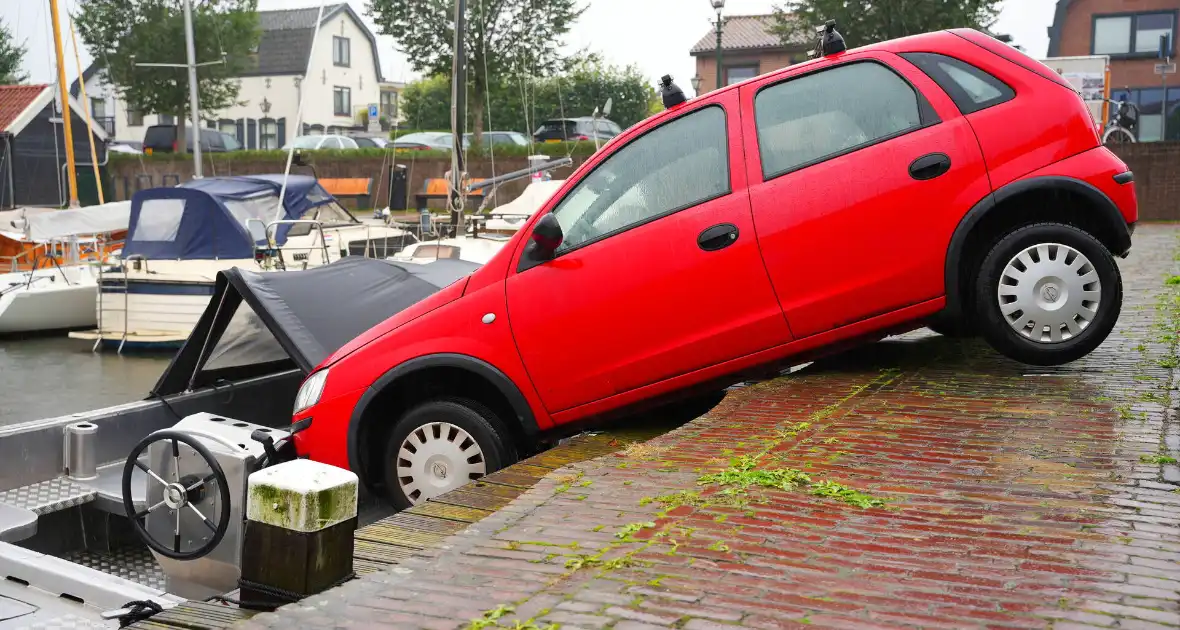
xmin=528 ymin=214 xmax=563 ymax=261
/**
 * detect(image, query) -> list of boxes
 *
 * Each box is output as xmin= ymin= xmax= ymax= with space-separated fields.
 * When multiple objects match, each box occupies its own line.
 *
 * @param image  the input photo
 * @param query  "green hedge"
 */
xmin=111 ymin=141 xmax=598 ymax=164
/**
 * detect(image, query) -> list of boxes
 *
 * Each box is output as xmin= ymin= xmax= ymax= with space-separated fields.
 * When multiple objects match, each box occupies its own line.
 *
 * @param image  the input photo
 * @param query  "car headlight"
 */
xmin=293 ymin=369 xmax=329 ymax=414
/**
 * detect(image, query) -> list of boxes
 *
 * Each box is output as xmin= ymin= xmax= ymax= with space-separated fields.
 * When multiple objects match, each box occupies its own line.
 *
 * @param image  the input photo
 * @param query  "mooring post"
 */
xmin=240 ymin=459 xmax=358 ymax=610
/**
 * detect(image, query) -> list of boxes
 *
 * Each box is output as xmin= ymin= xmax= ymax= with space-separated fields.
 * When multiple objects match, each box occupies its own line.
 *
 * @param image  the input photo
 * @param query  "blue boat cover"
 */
xmin=123 ymin=175 xmax=352 ymax=260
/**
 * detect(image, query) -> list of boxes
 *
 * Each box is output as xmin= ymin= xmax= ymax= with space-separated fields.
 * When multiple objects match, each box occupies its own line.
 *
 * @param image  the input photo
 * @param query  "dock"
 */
xmin=126 ymin=430 xmax=656 ymax=629
xmin=138 ymin=226 xmax=1180 ymax=630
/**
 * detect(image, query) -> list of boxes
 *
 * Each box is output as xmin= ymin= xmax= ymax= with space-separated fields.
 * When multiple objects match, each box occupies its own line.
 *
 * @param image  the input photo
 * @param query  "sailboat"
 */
xmin=0 ymin=1 xmax=129 ymax=335
xmin=0 ymin=201 xmax=130 ymax=333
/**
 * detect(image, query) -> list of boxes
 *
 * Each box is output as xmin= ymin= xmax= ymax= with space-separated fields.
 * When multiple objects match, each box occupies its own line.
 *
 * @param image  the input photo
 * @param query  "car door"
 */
xmin=505 ymin=91 xmax=793 ymax=415
xmin=740 ymin=51 xmax=992 ymax=338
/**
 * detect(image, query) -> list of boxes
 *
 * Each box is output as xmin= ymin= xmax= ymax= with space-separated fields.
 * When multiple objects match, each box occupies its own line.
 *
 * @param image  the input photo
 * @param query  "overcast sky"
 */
xmin=7 ymin=0 xmax=1057 ymax=90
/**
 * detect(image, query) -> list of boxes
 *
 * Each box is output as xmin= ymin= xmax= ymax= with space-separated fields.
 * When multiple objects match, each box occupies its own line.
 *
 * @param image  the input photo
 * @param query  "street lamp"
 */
xmin=691 ymin=75 xmax=702 ymax=96
xmin=259 ymin=97 xmax=271 ymax=115
xmin=711 ymin=0 xmax=726 ymax=91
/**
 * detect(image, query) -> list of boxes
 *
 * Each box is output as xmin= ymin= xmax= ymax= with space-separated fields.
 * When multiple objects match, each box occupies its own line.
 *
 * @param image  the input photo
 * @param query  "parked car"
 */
xmin=282 ymin=134 xmax=361 ymax=150
xmin=533 ymin=117 xmax=622 ymax=143
xmin=351 ymin=135 xmax=391 ymax=148
xmin=463 ymin=131 xmax=530 ymax=148
xmin=142 ymin=125 xmax=242 ymax=154
xmin=292 ymin=28 xmax=1137 ymax=509
xmin=392 ymin=132 xmax=454 ymax=151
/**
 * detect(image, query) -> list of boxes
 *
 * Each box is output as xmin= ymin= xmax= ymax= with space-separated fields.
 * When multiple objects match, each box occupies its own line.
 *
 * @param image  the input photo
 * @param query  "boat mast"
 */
xmin=447 ymin=0 xmax=467 ymax=235
xmin=48 ymin=0 xmax=80 ymax=207
xmin=183 ymin=0 xmax=204 ymax=178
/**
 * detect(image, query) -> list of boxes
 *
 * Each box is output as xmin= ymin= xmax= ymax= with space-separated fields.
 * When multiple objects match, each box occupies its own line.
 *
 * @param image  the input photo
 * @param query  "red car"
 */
xmin=293 ymin=28 xmax=1137 ymax=508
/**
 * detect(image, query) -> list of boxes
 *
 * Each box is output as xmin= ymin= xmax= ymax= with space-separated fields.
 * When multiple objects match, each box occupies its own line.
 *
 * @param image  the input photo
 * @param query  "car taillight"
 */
xmin=172 ymin=141 xmax=177 ymax=152
xmin=574 ymin=135 xmax=590 ymax=141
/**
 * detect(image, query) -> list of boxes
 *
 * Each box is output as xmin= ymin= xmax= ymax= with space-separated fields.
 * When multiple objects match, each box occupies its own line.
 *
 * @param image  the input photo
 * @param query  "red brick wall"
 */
xmin=1056 ymin=0 xmax=1180 ymax=90
xmin=1110 ymin=141 xmax=1180 ymax=220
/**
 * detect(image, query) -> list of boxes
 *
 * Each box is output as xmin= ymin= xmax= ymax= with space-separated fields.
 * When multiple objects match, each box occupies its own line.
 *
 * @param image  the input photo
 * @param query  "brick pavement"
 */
xmin=239 ymin=224 xmax=1180 ymax=630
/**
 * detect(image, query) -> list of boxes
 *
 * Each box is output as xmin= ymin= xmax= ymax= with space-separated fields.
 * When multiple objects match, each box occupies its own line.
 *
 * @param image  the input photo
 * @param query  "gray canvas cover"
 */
xmin=153 ymin=257 xmax=478 ymax=396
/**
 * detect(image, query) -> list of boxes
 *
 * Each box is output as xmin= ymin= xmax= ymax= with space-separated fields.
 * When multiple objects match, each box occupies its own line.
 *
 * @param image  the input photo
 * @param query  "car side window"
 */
xmin=755 ymin=61 xmax=926 ymax=179
xmin=899 ymin=52 xmax=1015 ymax=115
xmin=551 ymin=105 xmax=729 ymax=254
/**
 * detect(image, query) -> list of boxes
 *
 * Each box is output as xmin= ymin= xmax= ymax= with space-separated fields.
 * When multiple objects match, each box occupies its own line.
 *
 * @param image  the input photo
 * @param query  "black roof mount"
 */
xmin=808 ymin=20 xmax=847 ymax=58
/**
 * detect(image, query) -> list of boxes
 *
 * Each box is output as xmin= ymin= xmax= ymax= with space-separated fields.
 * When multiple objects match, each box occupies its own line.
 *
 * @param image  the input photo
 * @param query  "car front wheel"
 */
xmin=381 ymin=398 xmax=517 ymax=510
xmin=974 ymin=222 xmax=1121 ymax=366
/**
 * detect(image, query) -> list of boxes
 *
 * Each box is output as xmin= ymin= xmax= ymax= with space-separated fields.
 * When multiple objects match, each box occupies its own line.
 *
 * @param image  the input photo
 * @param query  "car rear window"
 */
xmin=143 ymin=126 xmax=175 ymax=148
xmin=536 ymin=121 xmax=575 ymax=135
xmin=900 ymin=52 xmax=1015 ymax=114
xmin=949 ymin=29 xmax=1075 ymax=91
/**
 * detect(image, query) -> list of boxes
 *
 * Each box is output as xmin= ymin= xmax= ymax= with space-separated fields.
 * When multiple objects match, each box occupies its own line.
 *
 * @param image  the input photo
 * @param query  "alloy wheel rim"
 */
xmin=997 ymin=242 xmax=1101 ymax=344
xmin=396 ymin=422 xmax=486 ymax=504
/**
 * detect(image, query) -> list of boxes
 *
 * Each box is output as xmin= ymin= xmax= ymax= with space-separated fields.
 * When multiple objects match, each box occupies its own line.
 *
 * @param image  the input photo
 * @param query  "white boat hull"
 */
xmin=0 ymin=267 xmax=99 ymax=334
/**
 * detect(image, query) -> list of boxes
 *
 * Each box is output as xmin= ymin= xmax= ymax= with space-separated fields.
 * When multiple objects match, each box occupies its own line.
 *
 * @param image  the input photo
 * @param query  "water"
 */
xmin=0 ymin=337 xmax=171 ymax=426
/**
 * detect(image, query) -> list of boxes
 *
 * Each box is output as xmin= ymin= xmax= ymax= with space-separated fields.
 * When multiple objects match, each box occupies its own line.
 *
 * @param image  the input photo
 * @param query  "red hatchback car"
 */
xmin=293 ymin=28 xmax=1137 ymax=508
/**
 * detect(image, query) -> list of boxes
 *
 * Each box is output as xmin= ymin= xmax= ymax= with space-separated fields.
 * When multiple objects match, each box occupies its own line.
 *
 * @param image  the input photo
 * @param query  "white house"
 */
xmin=71 ymin=3 xmax=385 ymax=149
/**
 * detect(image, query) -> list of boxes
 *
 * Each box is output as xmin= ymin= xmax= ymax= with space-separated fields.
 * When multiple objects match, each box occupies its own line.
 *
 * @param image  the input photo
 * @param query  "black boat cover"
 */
xmin=153 ymin=257 xmax=479 ymax=396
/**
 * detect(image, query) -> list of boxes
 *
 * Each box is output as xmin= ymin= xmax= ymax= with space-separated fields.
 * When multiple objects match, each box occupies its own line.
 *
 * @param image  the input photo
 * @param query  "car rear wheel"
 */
xmin=381 ymin=398 xmax=517 ymax=510
xmin=974 ymin=223 xmax=1121 ymax=366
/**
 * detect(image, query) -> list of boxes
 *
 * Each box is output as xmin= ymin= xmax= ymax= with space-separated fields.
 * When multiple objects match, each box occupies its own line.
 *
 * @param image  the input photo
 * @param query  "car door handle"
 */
xmin=698 ymin=223 xmax=739 ymax=251
xmin=909 ymin=153 xmax=952 ymax=180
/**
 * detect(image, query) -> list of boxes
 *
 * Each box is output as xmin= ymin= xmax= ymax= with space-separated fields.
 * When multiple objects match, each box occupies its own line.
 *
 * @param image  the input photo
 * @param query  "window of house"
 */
xmin=159 ymin=114 xmax=175 ymax=125
xmin=548 ymin=105 xmax=729 ymax=254
xmin=260 ymin=119 xmax=278 ymax=150
xmin=218 ymin=119 xmax=238 ymax=143
xmin=334 ymin=87 xmax=351 ymax=116
xmin=1109 ymin=87 xmax=1180 ymax=142
xmin=91 ymin=98 xmax=106 ymax=119
xmin=126 ymin=108 xmax=144 ymax=126
xmin=333 ymin=36 xmax=350 ymax=67
xmin=755 ymin=62 xmax=924 ymax=178
xmin=725 ymin=65 xmax=760 ymax=86
xmin=1094 ymin=13 xmax=1175 ymax=56
xmin=381 ymin=90 xmax=398 ymax=118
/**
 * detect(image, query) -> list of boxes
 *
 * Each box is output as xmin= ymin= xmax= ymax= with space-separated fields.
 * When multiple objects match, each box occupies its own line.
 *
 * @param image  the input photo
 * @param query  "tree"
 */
xmin=0 ymin=18 xmax=27 ymax=85
xmin=75 ymin=0 xmax=260 ymax=150
xmin=771 ymin=0 xmax=1003 ymax=50
xmin=366 ymin=0 xmax=585 ymax=144
xmin=400 ymin=59 xmax=658 ymax=140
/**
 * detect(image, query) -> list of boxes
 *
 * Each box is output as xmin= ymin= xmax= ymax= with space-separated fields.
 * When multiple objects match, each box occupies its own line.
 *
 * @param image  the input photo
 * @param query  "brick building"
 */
xmin=1048 ymin=0 xmax=1180 ymax=141
xmin=689 ymin=15 xmax=811 ymax=94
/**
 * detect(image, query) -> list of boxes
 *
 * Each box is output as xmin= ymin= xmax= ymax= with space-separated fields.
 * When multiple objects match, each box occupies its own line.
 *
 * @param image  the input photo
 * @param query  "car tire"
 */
xmin=974 ymin=222 xmax=1121 ymax=366
xmin=381 ymin=398 xmax=518 ymax=510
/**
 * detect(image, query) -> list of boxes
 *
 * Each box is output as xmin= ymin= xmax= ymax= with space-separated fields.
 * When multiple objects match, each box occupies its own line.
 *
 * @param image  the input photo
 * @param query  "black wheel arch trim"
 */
xmin=943 ymin=175 xmax=1133 ymax=320
xmin=346 ymin=353 xmax=540 ymax=480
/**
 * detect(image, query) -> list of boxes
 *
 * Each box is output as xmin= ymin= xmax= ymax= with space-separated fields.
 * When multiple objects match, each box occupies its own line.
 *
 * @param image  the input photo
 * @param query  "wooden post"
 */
xmin=240 ymin=460 xmax=358 ymax=610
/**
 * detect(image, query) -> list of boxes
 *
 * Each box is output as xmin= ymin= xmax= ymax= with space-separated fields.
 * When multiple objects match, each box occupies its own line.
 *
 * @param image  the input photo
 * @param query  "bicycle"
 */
xmin=1102 ymin=98 xmax=1139 ymax=145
